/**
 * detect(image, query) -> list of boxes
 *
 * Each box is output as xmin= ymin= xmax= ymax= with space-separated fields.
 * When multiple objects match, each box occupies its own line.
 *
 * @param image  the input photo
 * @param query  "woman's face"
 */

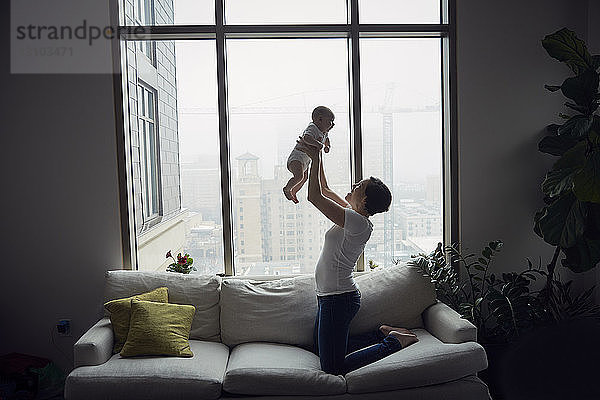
xmin=345 ymin=179 xmax=369 ymax=214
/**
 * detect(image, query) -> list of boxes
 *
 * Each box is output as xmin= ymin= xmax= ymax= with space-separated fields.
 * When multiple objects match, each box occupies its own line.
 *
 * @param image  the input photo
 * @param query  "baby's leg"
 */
xmin=290 ymin=169 xmax=309 ymax=199
xmin=283 ymin=160 xmax=304 ymax=203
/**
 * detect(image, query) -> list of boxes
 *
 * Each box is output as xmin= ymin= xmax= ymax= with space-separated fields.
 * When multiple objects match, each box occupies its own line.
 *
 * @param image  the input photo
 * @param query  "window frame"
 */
xmin=110 ymin=0 xmax=458 ymax=274
xmin=137 ymin=82 xmax=161 ymax=224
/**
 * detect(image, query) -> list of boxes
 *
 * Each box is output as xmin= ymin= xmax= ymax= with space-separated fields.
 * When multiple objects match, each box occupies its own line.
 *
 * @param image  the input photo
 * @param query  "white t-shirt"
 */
xmin=314 ymin=207 xmax=373 ymax=296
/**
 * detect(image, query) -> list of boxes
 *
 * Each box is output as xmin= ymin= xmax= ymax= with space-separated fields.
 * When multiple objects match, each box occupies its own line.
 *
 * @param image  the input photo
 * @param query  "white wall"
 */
xmin=0 ymin=0 xmax=595 ymax=373
xmin=0 ymin=1 xmax=123 ymax=372
xmin=456 ymin=0 xmax=595 ymax=290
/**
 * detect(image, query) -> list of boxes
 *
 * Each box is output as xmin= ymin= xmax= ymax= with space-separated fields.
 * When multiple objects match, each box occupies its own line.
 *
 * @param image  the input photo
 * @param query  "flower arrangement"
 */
xmin=165 ymin=250 xmax=196 ymax=274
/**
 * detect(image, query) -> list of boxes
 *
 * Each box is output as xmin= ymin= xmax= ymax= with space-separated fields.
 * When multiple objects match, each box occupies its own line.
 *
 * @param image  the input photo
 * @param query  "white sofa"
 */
xmin=65 ymin=265 xmax=491 ymax=399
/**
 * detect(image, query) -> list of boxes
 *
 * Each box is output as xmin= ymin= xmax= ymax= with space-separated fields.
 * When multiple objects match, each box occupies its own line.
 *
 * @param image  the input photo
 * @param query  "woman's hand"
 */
xmin=296 ymin=135 xmax=323 ymax=160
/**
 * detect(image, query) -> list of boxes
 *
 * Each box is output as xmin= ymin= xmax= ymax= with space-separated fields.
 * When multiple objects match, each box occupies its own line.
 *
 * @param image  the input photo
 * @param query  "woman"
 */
xmin=297 ymin=134 xmax=419 ymax=376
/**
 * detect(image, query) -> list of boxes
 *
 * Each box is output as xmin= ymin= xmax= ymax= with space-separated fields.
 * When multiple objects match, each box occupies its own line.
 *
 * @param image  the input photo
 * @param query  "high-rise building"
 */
xmin=426 ymin=175 xmax=442 ymax=204
xmin=125 ymin=0 xmax=183 ymax=271
xmin=234 ymin=153 xmax=263 ymax=267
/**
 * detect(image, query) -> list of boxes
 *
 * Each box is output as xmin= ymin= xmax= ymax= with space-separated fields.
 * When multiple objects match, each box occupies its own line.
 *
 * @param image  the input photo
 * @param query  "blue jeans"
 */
xmin=313 ymin=289 xmax=403 ymax=375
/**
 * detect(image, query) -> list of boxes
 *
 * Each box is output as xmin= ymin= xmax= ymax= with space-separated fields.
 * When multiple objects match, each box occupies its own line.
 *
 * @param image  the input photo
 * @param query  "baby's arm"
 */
xmin=323 ymin=137 xmax=331 ymax=153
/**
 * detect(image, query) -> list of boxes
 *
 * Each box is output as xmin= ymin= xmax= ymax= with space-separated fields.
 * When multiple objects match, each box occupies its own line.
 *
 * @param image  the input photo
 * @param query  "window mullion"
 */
xmin=215 ymin=0 xmax=235 ymax=276
xmin=348 ymin=0 xmax=365 ymax=272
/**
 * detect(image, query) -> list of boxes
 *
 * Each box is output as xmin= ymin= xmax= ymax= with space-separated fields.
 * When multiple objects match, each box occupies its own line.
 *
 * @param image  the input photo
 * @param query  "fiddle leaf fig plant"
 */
xmin=534 ymin=28 xmax=600 ymax=295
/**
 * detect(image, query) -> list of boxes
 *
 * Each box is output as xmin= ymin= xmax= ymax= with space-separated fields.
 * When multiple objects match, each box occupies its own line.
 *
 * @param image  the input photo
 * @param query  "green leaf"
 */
xmin=547 ymin=124 xmax=560 ymax=134
xmin=477 ymin=257 xmax=488 ymax=265
xmin=536 ymin=192 xmax=586 ymax=248
xmin=533 ymin=207 xmax=546 ymax=238
xmin=545 ymin=84 xmax=562 ymax=92
xmin=489 ymin=240 xmax=503 ymax=251
xmin=538 ymin=134 xmax=579 ymax=156
xmin=554 ymin=140 xmax=587 ymax=170
xmin=564 ymin=102 xmax=592 ymax=114
xmin=482 ymin=247 xmax=492 ymax=259
xmin=593 ymin=55 xmax=600 ymax=70
xmin=558 ymin=115 xmax=593 ymax=137
xmin=541 ymin=165 xmax=581 ymax=197
xmin=560 ymin=70 xmax=600 ymax=107
xmin=474 ymin=264 xmax=486 ymax=272
xmin=573 ymin=150 xmax=600 ymax=202
xmin=561 ymin=238 xmax=600 ymax=272
xmin=542 ymin=28 xmax=595 ymax=75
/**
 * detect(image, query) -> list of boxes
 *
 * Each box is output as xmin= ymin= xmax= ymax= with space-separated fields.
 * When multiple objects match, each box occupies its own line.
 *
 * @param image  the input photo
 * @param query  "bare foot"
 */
xmin=290 ymin=188 xmax=300 ymax=203
xmin=283 ymin=187 xmax=298 ymax=203
xmin=388 ymin=331 xmax=419 ymax=349
xmin=380 ymin=325 xmax=413 ymax=336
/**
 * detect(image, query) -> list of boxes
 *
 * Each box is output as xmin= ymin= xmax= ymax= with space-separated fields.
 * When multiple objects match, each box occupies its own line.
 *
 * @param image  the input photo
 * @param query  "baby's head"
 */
xmin=312 ymin=106 xmax=335 ymax=134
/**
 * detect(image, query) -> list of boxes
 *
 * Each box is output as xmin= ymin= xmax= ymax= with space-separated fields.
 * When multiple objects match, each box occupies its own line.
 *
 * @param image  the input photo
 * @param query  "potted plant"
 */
xmin=165 ymin=250 xmax=196 ymax=274
xmin=408 ymin=240 xmax=600 ymax=399
xmin=534 ymin=28 xmax=600 ymax=303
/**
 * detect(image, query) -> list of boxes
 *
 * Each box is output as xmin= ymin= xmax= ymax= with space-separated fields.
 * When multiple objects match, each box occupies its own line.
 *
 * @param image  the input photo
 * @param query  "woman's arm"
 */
xmin=305 ymin=146 xmax=346 ymax=227
xmin=320 ymin=162 xmax=350 ymax=208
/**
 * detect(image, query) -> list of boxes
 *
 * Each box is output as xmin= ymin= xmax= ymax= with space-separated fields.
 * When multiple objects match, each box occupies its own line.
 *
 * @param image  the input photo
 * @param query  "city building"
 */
xmin=124 ymin=0 xmax=184 ymax=271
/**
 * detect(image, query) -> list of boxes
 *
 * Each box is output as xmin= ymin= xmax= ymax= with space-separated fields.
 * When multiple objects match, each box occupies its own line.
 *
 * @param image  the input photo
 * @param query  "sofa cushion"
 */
xmin=65 ymin=340 xmax=229 ymax=400
xmin=120 ymin=300 xmax=195 ymax=357
xmin=345 ymin=328 xmax=488 ymax=393
xmin=220 ymin=276 xmax=317 ymax=348
xmin=104 ymin=287 xmax=169 ymax=353
xmin=350 ymin=263 xmax=436 ymax=336
xmin=223 ymin=343 xmax=346 ymax=396
xmin=104 ymin=271 xmax=221 ymax=341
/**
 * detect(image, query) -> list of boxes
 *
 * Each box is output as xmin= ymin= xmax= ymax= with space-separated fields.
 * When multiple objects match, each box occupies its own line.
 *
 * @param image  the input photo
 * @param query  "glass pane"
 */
xmin=147 ymin=91 xmax=154 ymax=119
xmin=358 ymin=0 xmax=440 ymax=24
xmin=148 ymin=122 xmax=159 ymax=214
xmin=225 ymin=0 xmax=347 ymax=24
xmin=227 ymin=39 xmax=350 ymax=275
xmin=138 ymin=86 xmax=146 ymax=117
xmin=360 ymin=38 xmax=443 ymax=268
xmin=125 ymin=40 xmax=223 ymax=274
xmin=121 ymin=0 xmax=214 ymax=26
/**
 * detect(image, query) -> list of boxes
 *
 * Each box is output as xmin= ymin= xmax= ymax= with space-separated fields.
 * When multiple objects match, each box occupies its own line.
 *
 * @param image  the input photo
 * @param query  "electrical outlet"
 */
xmin=57 ymin=319 xmax=71 ymax=336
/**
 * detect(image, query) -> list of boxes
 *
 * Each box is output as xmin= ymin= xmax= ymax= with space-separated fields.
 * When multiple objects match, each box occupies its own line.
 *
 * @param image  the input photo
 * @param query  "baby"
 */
xmin=283 ymin=106 xmax=334 ymax=203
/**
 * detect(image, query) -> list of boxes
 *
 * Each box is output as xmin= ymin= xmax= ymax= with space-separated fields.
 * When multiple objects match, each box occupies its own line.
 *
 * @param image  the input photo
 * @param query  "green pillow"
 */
xmin=104 ymin=287 xmax=169 ymax=353
xmin=120 ymin=299 xmax=196 ymax=358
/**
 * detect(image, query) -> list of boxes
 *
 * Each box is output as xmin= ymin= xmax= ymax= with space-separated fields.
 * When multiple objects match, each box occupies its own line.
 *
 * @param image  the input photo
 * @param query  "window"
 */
xmin=133 ymin=0 xmax=155 ymax=63
xmin=137 ymin=84 xmax=160 ymax=222
xmin=116 ymin=0 xmax=455 ymax=274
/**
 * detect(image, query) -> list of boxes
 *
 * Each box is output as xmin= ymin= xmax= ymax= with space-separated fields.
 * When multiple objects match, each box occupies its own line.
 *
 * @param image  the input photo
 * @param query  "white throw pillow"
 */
xmin=104 ymin=270 xmax=222 ymax=342
xmin=220 ymin=275 xmax=317 ymax=348
xmin=351 ymin=262 xmax=437 ymax=335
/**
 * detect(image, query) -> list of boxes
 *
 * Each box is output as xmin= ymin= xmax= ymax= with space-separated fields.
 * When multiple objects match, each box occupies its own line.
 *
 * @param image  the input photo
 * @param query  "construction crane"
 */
xmin=381 ymin=83 xmax=395 ymax=268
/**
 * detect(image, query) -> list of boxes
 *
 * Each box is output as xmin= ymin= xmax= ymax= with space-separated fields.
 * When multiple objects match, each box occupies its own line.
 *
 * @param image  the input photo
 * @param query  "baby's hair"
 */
xmin=312 ymin=106 xmax=334 ymax=122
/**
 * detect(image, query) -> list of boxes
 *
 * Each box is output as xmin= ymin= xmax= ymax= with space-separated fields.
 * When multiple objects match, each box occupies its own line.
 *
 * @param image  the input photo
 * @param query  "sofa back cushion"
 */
xmin=104 ymin=271 xmax=221 ymax=342
xmin=350 ymin=262 xmax=436 ymax=335
xmin=220 ymin=263 xmax=436 ymax=347
xmin=220 ymin=276 xmax=317 ymax=348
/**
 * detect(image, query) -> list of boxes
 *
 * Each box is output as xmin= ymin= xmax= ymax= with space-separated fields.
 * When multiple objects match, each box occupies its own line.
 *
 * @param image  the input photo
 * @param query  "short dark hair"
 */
xmin=312 ymin=106 xmax=334 ymax=121
xmin=364 ymin=177 xmax=392 ymax=216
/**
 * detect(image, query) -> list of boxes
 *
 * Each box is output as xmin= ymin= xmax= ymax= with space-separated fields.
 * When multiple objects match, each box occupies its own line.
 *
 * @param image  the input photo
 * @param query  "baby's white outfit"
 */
xmin=287 ymin=122 xmax=327 ymax=172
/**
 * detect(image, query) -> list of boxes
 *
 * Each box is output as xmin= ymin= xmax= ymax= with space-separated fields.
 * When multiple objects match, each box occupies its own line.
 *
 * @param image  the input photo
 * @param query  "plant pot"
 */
xmin=482 ymin=319 xmax=600 ymax=400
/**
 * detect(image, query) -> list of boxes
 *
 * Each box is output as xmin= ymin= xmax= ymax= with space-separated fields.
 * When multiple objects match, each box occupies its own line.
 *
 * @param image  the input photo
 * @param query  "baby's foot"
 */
xmin=283 ymin=186 xmax=299 ymax=203
xmin=290 ymin=188 xmax=300 ymax=203
xmin=388 ymin=331 xmax=419 ymax=349
xmin=380 ymin=325 xmax=413 ymax=336
xmin=283 ymin=186 xmax=294 ymax=201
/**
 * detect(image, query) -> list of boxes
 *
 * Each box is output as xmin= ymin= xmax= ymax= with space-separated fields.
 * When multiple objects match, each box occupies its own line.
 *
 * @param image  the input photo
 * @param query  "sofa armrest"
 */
xmin=422 ymin=301 xmax=477 ymax=344
xmin=73 ymin=317 xmax=114 ymax=368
